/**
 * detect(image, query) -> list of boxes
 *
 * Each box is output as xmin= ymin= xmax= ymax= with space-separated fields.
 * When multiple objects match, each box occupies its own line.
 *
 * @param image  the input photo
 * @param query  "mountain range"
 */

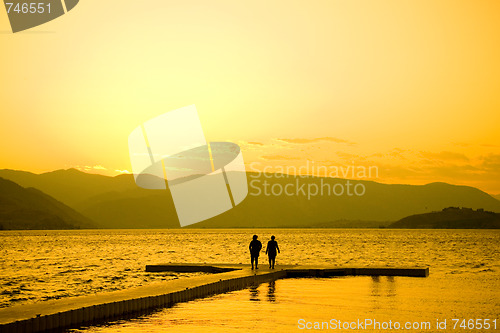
xmin=0 ymin=168 xmax=499 ymax=229
xmin=0 ymin=177 xmax=94 ymax=230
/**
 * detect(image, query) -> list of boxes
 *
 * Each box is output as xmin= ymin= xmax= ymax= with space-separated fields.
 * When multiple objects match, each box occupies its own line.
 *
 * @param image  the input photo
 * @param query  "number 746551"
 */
xmin=5 ymin=2 xmax=52 ymax=14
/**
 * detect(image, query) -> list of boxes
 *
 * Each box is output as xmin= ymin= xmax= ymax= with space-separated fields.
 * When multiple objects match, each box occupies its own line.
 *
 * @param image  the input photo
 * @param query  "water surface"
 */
xmin=1 ymin=229 xmax=499 ymax=331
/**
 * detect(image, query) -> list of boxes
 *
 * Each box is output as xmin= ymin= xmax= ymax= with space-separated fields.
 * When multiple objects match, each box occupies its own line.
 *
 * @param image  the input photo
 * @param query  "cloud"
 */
xmin=238 ymin=140 xmax=265 ymax=147
xmin=260 ymin=155 xmax=300 ymax=161
xmin=335 ymin=151 xmax=362 ymax=160
xmin=419 ymin=151 xmax=469 ymax=162
xmin=74 ymin=165 xmax=108 ymax=172
xmin=479 ymin=154 xmax=500 ymax=172
xmin=238 ymin=140 xmax=269 ymax=152
xmin=277 ymin=137 xmax=355 ymax=145
xmin=115 ymin=169 xmax=131 ymax=174
xmin=247 ymin=147 xmax=500 ymax=193
xmin=453 ymin=142 xmax=500 ymax=148
xmin=452 ymin=142 xmax=470 ymax=147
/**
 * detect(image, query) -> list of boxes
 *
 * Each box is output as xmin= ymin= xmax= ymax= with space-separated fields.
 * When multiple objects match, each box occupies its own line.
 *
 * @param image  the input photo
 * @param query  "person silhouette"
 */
xmin=265 ymin=235 xmax=280 ymax=269
xmin=249 ymin=235 xmax=262 ymax=269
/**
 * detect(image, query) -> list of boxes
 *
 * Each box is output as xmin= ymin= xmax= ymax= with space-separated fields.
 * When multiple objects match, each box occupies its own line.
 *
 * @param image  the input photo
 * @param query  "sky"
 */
xmin=0 ymin=0 xmax=499 ymax=194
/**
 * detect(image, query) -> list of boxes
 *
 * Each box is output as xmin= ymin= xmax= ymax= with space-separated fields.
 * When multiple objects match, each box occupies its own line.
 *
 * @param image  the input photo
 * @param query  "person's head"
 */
xmin=253 ymin=235 xmax=258 ymax=240
xmin=271 ymin=235 xmax=275 ymax=240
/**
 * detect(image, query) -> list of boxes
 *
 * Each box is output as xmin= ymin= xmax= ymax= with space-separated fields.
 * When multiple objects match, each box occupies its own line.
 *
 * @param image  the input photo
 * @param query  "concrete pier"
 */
xmin=0 ymin=265 xmax=428 ymax=332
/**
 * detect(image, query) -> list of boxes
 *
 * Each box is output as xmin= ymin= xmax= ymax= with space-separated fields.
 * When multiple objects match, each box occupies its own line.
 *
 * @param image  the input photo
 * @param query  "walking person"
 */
xmin=249 ymin=235 xmax=262 ymax=269
xmin=265 ymin=235 xmax=280 ymax=269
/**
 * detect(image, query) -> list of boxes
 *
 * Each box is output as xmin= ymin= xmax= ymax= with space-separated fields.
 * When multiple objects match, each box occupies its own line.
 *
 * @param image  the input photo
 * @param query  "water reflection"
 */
xmin=371 ymin=275 xmax=397 ymax=310
xmin=70 ymin=275 xmax=500 ymax=332
xmin=370 ymin=276 xmax=382 ymax=309
xmin=249 ymin=281 xmax=276 ymax=303
xmin=249 ymin=285 xmax=260 ymax=301
xmin=386 ymin=276 xmax=396 ymax=297
xmin=267 ymin=280 xmax=276 ymax=302
xmin=371 ymin=276 xmax=381 ymax=296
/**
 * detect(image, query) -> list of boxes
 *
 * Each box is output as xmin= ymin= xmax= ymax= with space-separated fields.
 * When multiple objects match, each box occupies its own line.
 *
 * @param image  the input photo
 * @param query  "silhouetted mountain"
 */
xmin=389 ymin=207 xmax=500 ymax=229
xmin=0 ymin=169 xmax=136 ymax=207
xmin=190 ymin=175 xmax=500 ymax=228
xmin=0 ymin=177 xmax=95 ymax=230
xmin=1 ymin=169 xmax=499 ymax=228
xmin=77 ymin=187 xmax=179 ymax=229
xmin=494 ymin=194 xmax=500 ymax=201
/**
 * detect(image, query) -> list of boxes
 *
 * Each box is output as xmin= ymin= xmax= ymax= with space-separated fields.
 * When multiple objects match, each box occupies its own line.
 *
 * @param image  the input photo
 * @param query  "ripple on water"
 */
xmin=0 ymin=229 xmax=499 ymax=309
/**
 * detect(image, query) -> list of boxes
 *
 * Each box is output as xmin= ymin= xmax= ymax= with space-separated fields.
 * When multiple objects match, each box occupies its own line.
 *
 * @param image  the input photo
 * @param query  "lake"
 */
xmin=1 ymin=229 xmax=499 ymax=332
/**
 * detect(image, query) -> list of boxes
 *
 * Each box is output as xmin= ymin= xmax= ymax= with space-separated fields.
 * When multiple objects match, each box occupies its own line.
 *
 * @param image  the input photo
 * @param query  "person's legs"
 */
xmin=255 ymin=256 xmax=259 ymax=269
xmin=268 ymin=256 xmax=272 ymax=268
xmin=251 ymin=256 xmax=255 ymax=269
xmin=270 ymin=256 xmax=276 ymax=269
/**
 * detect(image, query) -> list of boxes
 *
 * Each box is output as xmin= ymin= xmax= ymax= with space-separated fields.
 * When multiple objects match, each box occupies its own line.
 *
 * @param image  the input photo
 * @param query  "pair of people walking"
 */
xmin=249 ymin=235 xmax=280 ymax=269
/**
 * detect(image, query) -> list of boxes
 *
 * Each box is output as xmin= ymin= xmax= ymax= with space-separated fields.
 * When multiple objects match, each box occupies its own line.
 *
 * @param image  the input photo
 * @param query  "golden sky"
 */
xmin=1 ymin=0 xmax=499 ymax=193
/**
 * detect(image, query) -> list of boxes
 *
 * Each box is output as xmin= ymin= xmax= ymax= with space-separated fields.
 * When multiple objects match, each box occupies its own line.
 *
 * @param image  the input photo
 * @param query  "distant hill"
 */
xmin=0 ymin=177 xmax=95 ymax=230
xmin=1 ymin=169 xmax=499 ymax=229
xmin=0 ymin=169 xmax=178 ymax=229
xmin=389 ymin=207 xmax=500 ymax=229
xmin=495 ymin=194 xmax=500 ymax=201
xmin=0 ymin=169 xmax=136 ymax=207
